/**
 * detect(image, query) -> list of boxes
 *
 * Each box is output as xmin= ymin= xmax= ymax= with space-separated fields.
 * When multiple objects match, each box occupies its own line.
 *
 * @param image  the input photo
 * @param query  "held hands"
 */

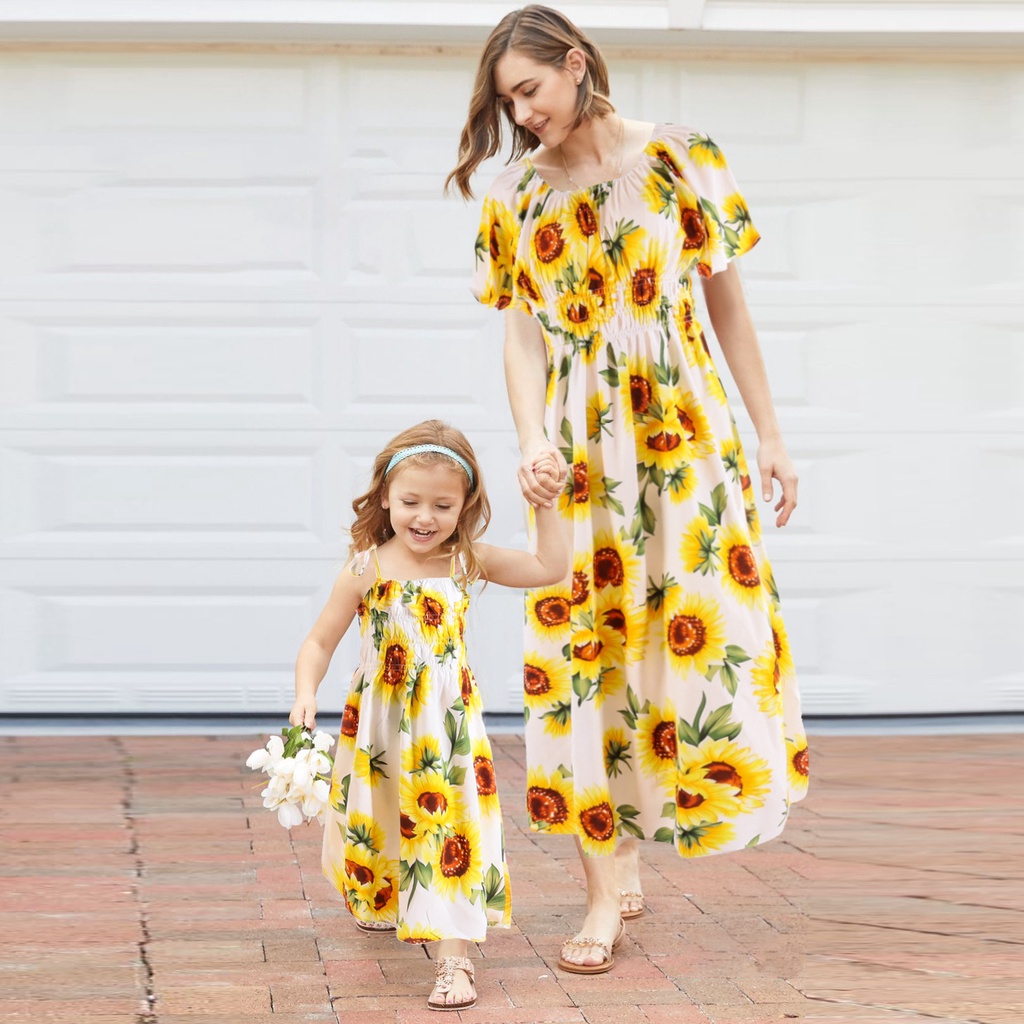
xmin=518 ymin=441 xmax=568 ymax=508
xmin=757 ymin=438 xmax=798 ymax=528
xmin=289 ymin=698 xmax=317 ymax=731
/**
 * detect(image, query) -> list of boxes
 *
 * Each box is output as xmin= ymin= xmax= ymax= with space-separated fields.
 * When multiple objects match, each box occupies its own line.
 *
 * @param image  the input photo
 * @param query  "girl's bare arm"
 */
xmin=291 ymin=567 xmax=365 ymax=728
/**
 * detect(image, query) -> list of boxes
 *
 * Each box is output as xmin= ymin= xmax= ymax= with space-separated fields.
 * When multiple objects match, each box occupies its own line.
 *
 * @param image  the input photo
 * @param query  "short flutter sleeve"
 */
xmin=655 ymin=126 xmax=760 ymax=279
xmin=471 ymin=177 xmax=520 ymax=311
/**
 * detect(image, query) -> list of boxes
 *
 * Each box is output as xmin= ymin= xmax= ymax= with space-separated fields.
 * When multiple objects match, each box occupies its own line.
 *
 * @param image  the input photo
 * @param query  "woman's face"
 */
xmin=493 ymin=48 xmax=582 ymax=145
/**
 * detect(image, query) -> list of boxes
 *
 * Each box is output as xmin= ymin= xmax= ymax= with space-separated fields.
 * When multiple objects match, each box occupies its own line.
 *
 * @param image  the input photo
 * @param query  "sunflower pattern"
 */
xmin=473 ymin=123 xmax=807 ymax=857
xmin=322 ymin=553 xmax=511 ymax=941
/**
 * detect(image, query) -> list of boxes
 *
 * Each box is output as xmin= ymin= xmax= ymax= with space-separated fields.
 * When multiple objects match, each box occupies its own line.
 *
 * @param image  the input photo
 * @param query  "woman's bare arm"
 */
xmin=702 ymin=263 xmax=798 ymax=527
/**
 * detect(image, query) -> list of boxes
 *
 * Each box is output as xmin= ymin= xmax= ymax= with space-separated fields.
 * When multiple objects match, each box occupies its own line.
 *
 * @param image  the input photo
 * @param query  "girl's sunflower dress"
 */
xmin=473 ymin=124 xmax=808 ymax=859
xmin=321 ymin=550 xmax=511 ymax=941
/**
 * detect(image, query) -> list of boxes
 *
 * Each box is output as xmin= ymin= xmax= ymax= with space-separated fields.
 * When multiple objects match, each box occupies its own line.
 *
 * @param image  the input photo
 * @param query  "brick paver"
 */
xmin=0 ymin=730 xmax=1019 ymax=1023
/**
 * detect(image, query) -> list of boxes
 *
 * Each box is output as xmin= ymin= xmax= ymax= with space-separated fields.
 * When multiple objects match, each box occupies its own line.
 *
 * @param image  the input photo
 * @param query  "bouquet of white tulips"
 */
xmin=246 ymin=724 xmax=335 ymax=828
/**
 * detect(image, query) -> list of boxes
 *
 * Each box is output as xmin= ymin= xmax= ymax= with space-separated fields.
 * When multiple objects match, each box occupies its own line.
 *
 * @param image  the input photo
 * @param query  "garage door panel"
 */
xmin=0 ymin=433 xmax=341 ymax=558
xmin=0 ymin=311 xmax=325 ymax=426
xmin=58 ymin=60 xmax=318 ymax=132
xmin=0 ymin=559 xmax=361 ymax=713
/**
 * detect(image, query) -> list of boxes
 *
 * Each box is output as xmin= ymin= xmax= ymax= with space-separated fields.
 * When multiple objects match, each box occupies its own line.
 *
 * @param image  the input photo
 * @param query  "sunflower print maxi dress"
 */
xmin=321 ymin=551 xmax=511 ymax=940
xmin=473 ymin=124 xmax=808 ymax=859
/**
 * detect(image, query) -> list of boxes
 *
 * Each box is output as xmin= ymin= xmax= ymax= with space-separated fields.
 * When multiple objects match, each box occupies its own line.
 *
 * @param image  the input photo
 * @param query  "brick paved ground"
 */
xmin=0 ymin=731 xmax=1019 ymax=1024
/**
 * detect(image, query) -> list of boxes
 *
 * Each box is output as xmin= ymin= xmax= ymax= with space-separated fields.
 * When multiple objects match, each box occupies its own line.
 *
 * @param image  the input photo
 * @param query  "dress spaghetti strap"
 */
xmin=350 ymin=549 xmax=374 ymax=578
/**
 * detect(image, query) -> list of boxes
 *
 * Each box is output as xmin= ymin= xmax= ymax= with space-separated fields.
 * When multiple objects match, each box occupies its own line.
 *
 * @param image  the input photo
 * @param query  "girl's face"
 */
xmin=493 ymin=48 xmax=582 ymax=146
xmin=382 ymin=462 xmax=467 ymax=560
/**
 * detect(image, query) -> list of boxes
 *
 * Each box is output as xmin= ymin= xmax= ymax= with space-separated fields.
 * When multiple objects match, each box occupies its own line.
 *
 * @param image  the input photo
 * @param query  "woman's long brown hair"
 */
xmin=348 ymin=420 xmax=491 ymax=583
xmin=445 ymin=4 xmax=614 ymax=199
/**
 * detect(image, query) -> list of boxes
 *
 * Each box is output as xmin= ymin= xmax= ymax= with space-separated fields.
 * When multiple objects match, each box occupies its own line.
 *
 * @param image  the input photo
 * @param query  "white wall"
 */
xmin=0 ymin=41 xmax=1020 ymax=715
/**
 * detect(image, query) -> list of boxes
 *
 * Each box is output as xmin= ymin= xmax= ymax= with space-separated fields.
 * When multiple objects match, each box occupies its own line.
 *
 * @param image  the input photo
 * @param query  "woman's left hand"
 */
xmin=757 ymin=438 xmax=798 ymax=528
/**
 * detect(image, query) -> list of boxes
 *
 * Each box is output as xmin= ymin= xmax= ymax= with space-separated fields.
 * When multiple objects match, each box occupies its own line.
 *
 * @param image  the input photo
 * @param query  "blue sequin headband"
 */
xmin=384 ymin=444 xmax=475 ymax=487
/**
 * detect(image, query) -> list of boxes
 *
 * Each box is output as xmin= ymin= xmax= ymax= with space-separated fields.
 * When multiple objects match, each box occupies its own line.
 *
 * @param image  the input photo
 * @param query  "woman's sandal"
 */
xmin=355 ymin=919 xmax=396 ymax=934
xmin=557 ymin=918 xmax=626 ymax=975
xmin=619 ymin=889 xmax=646 ymax=920
xmin=427 ymin=956 xmax=477 ymax=1012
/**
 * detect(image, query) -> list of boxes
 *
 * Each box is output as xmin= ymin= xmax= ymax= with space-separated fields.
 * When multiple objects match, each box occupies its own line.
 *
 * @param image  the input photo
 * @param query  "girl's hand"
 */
xmin=289 ymin=698 xmax=317 ymax=730
xmin=757 ymin=438 xmax=798 ymax=528
xmin=519 ymin=440 xmax=567 ymax=508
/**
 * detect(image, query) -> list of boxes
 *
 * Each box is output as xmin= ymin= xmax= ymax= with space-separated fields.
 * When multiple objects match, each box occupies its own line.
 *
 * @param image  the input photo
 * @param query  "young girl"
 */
xmin=289 ymin=419 xmax=567 ymax=1012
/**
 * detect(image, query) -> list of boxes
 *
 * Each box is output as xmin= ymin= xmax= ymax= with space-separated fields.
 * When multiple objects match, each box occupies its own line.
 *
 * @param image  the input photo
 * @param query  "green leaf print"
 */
xmin=572 ymin=672 xmax=592 ymax=705
xmin=724 ymin=645 xmax=751 ymax=664
xmin=598 ymin=342 xmax=620 ymax=388
xmin=542 ymin=700 xmax=572 ymax=734
xmin=447 ymin=764 xmax=467 ymax=787
xmin=602 ymin=218 xmax=642 ymax=272
xmin=646 ymin=174 xmax=677 ymax=217
xmin=645 ymin=573 xmax=678 ymax=612
xmin=604 ymin=732 xmax=632 ymax=777
xmin=719 ymin=662 xmax=739 ymax=697
xmin=443 ymin=703 xmax=471 ymax=757
xmin=560 ymin=416 xmax=574 ymax=447
xmin=556 ymin=763 xmax=574 ymax=779
xmin=703 ymin=703 xmax=741 ymax=741
xmin=616 ymin=804 xmax=644 ymax=840
xmin=596 ymin=477 xmax=624 ymax=516
xmin=698 ymin=482 xmax=730 ymax=528
xmin=347 ymin=819 xmax=380 ymax=852
xmin=653 ymin=826 xmax=675 ymax=844
xmin=704 ymin=643 xmax=751 ymax=698
xmin=481 ymin=864 xmax=508 ymax=912
xmin=358 ymin=744 xmax=390 ymax=783
xmin=746 ymin=834 xmax=761 ymax=848
xmin=338 ymin=773 xmax=351 ymax=814
xmin=618 ymin=685 xmax=649 ymax=730
xmin=690 ymin=521 xmax=720 ymax=576
xmin=636 ymin=489 xmax=657 ymax=537
xmin=679 ymin=695 xmax=742 ymax=746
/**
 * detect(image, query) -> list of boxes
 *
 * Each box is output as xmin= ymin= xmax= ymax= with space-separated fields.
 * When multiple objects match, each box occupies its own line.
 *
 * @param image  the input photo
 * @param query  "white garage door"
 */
xmin=0 ymin=49 xmax=1020 ymax=716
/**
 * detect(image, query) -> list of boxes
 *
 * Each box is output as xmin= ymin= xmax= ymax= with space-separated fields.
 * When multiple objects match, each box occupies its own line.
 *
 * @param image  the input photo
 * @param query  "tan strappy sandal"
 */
xmin=427 ymin=955 xmax=476 ymax=1011
xmin=557 ymin=918 xmax=626 ymax=975
xmin=619 ymin=889 xmax=647 ymax=920
xmin=354 ymin=919 xmax=396 ymax=934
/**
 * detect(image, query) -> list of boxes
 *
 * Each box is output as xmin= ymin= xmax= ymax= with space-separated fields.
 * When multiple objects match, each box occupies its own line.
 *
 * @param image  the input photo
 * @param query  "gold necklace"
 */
xmin=559 ymin=116 xmax=624 ymax=191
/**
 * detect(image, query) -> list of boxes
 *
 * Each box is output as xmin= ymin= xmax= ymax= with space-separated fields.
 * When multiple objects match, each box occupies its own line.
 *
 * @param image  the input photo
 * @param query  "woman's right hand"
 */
xmin=519 ymin=440 xmax=567 ymax=508
xmin=289 ymin=697 xmax=317 ymax=730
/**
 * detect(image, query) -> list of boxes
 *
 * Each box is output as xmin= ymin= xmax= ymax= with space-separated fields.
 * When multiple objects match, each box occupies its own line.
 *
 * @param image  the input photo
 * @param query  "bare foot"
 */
xmin=560 ymin=895 xmax=622 ymax=969
xmin=614 ymin=839 xmax=644 ymax=917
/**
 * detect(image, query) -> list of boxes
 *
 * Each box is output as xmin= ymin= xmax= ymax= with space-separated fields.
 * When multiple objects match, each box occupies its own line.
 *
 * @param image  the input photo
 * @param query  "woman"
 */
xmin=447 ymin=4 xmax=808 ymax=974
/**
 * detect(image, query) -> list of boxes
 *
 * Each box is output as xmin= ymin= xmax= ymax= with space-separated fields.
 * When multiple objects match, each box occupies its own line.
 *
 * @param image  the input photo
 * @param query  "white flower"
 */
xmin=266 ymin=735 xmax=284 ymax=759
xmin=291 ymin=761 xmax=314 ymax=792
xmin=274 ymin=756 xmax=297 ymax=780
xmin=246 ymin=747 xmax=272 ymax=770
xmin=277 ymin=802 xmax=304 ymax=829
xmin=311 ymin=752 xmax=332 ymax=776
xmin=312 ymin=731 xmax=334 ymax=752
